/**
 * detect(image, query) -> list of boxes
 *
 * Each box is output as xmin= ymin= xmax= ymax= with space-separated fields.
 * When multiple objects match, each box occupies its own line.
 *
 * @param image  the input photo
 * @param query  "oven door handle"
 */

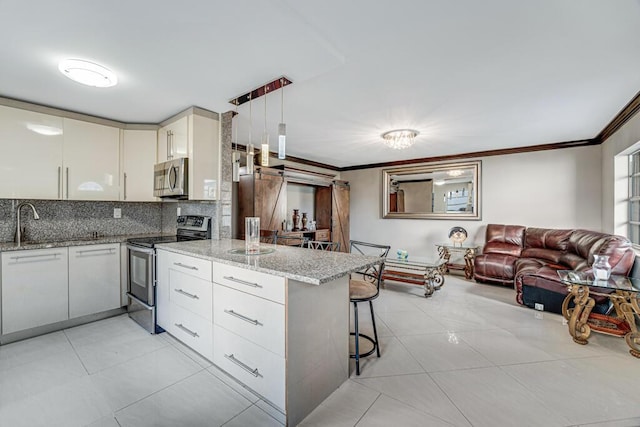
xmin=126 ymin=244 xmax=157 ymax=255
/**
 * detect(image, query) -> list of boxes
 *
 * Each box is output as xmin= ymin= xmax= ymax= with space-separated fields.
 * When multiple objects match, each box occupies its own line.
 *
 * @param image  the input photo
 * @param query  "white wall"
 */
xmin=343 ymin=145 xmax=602 ymax=258
xmin=287 ymin=183 xmax=316 ymax=224
xmin=602 ymin=111 xmax=640 ymax=235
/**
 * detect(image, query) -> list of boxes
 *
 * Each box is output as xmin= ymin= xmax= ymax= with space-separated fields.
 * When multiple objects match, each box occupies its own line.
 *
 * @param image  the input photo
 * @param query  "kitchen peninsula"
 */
xmin=155 ymin=239 xmax=382 ymax=426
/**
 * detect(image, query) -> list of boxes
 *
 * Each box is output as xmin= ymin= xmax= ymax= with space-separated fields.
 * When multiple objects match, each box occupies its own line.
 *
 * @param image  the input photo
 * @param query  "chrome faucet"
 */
xmin=15 ymin=202 xmax=40 ymax=246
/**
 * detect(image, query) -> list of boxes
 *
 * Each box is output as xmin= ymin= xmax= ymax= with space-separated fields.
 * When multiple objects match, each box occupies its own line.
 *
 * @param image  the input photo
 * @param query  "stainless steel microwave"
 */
xmin=154 ymin=158 xmax=188 ymax=199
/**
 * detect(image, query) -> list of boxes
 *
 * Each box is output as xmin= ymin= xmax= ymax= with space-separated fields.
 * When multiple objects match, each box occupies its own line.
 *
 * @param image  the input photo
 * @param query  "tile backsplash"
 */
xmin=0 ymin=199 xmax=220 ymax=243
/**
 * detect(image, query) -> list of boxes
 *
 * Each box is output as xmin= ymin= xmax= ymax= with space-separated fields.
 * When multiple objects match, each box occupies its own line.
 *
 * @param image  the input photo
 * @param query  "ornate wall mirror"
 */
xmin=382 ymin=160 xmax=481 ymax=220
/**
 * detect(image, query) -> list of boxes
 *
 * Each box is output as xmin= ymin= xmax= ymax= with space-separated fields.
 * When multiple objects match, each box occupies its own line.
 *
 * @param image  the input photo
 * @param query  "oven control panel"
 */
xmin=177 ymin=215 xmax=211 ymax=232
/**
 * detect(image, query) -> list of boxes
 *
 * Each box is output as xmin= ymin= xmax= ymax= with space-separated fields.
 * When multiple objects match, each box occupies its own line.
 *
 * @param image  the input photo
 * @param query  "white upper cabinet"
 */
xmin=122 ymin=129 xmax=157 ymax=201
xmin=157 ymin=111 xmax=220 ymax=200
xmin=63 ymin=118 xmax=120 ymax=200
xmin=0 ymin=106 xmax=64 ymax=199
xmin=157 ymin=116 xmax=188 ymax=162
xmin=189 ymin=113 xmax=220 ymax=200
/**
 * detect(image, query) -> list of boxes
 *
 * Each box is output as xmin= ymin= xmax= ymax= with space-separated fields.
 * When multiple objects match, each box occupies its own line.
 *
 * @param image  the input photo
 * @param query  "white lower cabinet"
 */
xmin=1 ymin=243 xmax=124 ymax=337
xmin=169 ymin=303 xmax=213 ymax=360
xmin=156 ymin=249 xmax=214 ymax=361
xmin=213 ymin=324 xmax=286 ymax=409
xmin=213 ymin=283 xmax=285 ymax=357
xmin=1 ymin=248 xmax=69 ymax=334
xmin=68 ymin=244 xmax=121 ymax=318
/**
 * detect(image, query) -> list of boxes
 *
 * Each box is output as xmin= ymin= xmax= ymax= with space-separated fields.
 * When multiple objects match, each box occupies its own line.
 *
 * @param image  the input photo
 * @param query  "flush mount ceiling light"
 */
xmin=58 ymin=59 xmax=118 ymax=87
xmin=381 ymin=129 xmax=419 ymax=150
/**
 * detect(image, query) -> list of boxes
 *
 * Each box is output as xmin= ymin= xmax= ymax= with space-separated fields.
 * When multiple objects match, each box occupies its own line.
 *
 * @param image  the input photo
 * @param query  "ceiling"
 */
xmin=2 ymin=0 xmax=640 ymax=168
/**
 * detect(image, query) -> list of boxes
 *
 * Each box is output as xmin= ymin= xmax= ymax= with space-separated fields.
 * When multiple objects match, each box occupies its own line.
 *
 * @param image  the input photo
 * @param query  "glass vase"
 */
xmin=592 ymin=255 xmax=611 ymax=281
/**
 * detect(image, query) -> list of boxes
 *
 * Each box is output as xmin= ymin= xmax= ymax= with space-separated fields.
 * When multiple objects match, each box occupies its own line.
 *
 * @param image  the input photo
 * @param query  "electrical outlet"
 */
xmin=534 ymin=303 xmax=544 ymax=311
xmin=113 ymin=208 xmax=121 ymax=219
xmin=177 ymin=207 xmax=181 ymax=216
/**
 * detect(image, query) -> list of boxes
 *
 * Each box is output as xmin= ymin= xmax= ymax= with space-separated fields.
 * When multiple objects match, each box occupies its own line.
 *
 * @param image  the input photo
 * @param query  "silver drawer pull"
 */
xmin=174 ymin=288 xmax=199 ymax=299
xmin=77 ymin=248 xmax=115 ymax=255
xmin=224 ymin=309 xmax=262 ymax=326
xmin=223 ymin=276 xmax=262 ymax=288
xmin=10 ymin=253 xmax=62 ymax=261
xmin=174 ymin=323 xmax=199 ymax=338
xmin=224 ymin=353 xmax=262 ymax=378
xmin=174 ymin=262 xmax=198 ymax=270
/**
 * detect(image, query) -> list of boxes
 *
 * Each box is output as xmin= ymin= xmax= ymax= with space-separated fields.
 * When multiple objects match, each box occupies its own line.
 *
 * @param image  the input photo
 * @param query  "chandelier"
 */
xmin=381 ymin=129 xmax=419 ymax=150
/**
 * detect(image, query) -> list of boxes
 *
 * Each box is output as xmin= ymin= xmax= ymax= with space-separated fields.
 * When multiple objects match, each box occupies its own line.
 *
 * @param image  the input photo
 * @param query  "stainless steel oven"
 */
xmin=126 ymin=215 xmax=211 ymax=333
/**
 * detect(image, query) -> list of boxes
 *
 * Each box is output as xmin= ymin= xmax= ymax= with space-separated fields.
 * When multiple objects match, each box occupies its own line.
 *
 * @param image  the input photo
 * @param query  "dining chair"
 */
xmin=307 ymin=240 xmax=340 ymax=251
xmin=348 ymin=240 xmax=390 ymax=375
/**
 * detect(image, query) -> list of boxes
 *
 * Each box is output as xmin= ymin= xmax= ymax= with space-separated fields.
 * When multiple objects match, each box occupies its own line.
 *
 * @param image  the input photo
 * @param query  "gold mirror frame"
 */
xmin=382 ymin=160 xmax=481 ymax=220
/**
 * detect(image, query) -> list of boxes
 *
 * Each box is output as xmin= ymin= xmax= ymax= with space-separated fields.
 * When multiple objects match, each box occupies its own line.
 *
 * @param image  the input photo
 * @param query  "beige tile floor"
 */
xmin=1 ymin=275 xmax=640 ymax=426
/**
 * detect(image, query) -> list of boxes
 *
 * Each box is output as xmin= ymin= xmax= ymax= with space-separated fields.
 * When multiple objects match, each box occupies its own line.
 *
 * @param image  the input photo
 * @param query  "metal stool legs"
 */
xmin=350 ymin=300 xmax=380 ymax=375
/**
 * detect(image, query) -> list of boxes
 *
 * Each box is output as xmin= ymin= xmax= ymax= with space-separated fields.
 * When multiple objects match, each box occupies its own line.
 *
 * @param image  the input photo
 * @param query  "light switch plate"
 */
xmin=113 ymin=208 xmax=122 ymax=219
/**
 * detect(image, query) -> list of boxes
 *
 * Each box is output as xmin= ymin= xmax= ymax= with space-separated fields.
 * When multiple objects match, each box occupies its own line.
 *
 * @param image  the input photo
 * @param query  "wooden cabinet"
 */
xmin=1 ymin=248 xmax=69 ymax=334
xmin=0 ymin=106 xmax=64 ymax=199
xmin=157 ymin=110 xmax=220 ymax=200
xmin=238 ymin=167 xmax=287 ymax=236
xmin=122 ymin=129 xmax=157 ymax=201
xmin=68 ymin=244 xmax=121 ymax=318
xmin=237 ymin=166 xmax=350 ymax=251
xmin=62 ymin=118 xmax=120 ymax=200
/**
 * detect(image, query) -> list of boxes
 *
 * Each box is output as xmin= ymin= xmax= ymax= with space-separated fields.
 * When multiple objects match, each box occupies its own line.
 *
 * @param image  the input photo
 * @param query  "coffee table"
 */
xmin=382 ymin=257 xmax=446 ymax=297
xmin=557 ymin=270 xmax=640 ymax=358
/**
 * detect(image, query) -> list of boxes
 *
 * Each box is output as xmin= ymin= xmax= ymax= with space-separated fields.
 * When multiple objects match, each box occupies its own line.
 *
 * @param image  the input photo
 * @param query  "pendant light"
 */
xmin=232 ymin=105 xmax=240 ymax=182
xmin=260 ymin=84 xmax=270 ymax=167
xmin=246 ymin=94 xmax=255 ymax=175
xmin=278 ymin=78 xmax=286 ymax=159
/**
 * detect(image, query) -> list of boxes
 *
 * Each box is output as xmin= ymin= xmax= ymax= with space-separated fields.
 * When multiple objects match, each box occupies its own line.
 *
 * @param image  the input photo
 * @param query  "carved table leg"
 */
xmin=463 ymin=248 xmax=476 ymax=280
xmin=437 ymin=246 xmax=451 ymax=274
xmin=424 ymin=267 xmax=444 ymax=297
xmin=563 ymin=284 xmax=595 ymax=345
xmin=618 ymin=291 xmax=640 ymax=358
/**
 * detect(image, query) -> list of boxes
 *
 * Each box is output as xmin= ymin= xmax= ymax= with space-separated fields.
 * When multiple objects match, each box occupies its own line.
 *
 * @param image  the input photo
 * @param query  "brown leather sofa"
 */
xmin=474 ymin=224 xmax=635 ymax=314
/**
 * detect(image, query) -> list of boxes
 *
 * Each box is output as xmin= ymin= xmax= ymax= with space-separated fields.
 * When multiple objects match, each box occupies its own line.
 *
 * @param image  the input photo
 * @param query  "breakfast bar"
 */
xmin=155 ymin=239 xmax=382 ymax=426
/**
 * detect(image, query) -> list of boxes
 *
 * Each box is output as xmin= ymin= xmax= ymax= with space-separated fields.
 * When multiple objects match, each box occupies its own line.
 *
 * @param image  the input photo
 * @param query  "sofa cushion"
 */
xmin=567 ymin=229 xmax=609 ymax=261
xmin=486 ymin=224 xmax=526 ymax=247
xmin=558 ymin=252 xmax=588 ymax=271
xmin=525 ymin=228 xmax=572 ymax=251
xmin=483 ymin=242 xmax=523 ymax=257
xmin=474 ymin=253 xmax=519 ymax=283
xmin=520 ymin=247 xmax=564 ymax=264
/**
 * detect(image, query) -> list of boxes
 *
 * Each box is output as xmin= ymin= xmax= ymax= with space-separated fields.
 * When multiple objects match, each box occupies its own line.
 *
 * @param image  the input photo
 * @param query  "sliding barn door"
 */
xmin=331 ymin=182 xmax=350 ymax=253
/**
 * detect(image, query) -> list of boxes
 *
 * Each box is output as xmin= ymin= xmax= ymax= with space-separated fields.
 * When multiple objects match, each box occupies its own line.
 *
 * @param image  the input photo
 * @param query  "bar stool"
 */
xmin=307 ymin=240 xmax=340 ymax=251
xmin=349 ymin=240 xmax=390 ymax=375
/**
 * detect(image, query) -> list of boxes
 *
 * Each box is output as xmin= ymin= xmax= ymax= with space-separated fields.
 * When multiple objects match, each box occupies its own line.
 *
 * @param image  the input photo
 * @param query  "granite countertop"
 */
xmin=156 ymin=239 xmax=383 ymax=286
xmin=0 ymin=233 xmax=173 ymax=252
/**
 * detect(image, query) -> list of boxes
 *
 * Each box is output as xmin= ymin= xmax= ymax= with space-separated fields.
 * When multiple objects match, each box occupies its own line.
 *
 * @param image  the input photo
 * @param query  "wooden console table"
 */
xmin=558 ymin=270 xmax=640 ymax=358
xmin=382 ymin=257 xmax=446 ymax=297
xmin=435 ymin=243 xmax=479 ymax=280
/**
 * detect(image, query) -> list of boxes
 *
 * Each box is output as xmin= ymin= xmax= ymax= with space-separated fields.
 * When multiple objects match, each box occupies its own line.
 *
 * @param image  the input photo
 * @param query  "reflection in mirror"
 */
xmin=383 ymin=161 xmax=481 ymax=220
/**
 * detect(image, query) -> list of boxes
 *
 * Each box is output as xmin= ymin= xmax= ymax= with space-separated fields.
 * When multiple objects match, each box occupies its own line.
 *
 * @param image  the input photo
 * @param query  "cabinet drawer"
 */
xmin=213 ymin=324 xmax=285 ymax=410
xmin=315 ymin=229 xmax=330 ymax=242
xmin=213 ymin=263 xmax=285 ymax=304
xmin=168 ymin=303 xmax=213 ymax=361
xmin=213 ymin=284 xmax=284 ymax=357
xmin=169 ymin=269 xmax=213 ymax=321
xmin=165 ymin=251 xmax=212 ymax=282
